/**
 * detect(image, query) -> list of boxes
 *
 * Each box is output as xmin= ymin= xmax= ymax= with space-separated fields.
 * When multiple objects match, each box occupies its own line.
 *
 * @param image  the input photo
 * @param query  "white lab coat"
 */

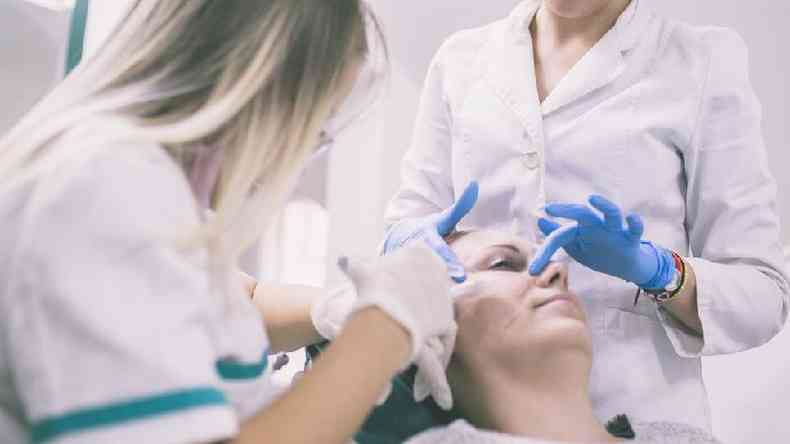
xmin=385 ymin=0 xmax=790 ymax=431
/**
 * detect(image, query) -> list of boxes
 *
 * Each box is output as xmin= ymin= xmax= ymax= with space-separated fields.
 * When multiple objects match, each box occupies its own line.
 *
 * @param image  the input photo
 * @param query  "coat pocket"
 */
xmin=595 ymin=307 xmax=709 ymax=429
xmin=600 ymin=307 xmax=689 ymax=395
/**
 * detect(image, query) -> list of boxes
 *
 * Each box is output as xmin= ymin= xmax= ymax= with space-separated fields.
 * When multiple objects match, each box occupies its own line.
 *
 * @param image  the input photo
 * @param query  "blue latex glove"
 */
xmin=528 ymin=195 xmax=675 ymax=289
xmin=383 ymin=182 xmax=479 ymax=283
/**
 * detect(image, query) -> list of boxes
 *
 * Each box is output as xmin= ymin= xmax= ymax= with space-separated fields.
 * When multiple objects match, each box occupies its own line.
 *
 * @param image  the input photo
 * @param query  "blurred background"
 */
xmin=2 ymin=1 xmax=788 ymax=442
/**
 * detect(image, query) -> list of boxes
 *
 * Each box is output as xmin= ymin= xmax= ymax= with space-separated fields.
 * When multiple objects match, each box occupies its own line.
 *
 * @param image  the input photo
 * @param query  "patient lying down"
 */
xmin=405 ymin=230 xmax=721 ymax=444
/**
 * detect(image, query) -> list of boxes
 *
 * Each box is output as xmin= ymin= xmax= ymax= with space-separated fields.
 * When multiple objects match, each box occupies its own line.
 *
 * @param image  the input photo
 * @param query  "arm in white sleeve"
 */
xmin=658 ymin=29 xmax=790 ymax=357
xmin=383 ymin=46 xmax=456 ymax=229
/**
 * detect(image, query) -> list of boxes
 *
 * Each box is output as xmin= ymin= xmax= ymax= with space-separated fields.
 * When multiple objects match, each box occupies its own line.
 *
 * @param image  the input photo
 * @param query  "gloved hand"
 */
xmin=382 ymin=181 xmax=479 ymax=283
xmin=339 ymin=242 xmax=455 ymax=360
xmin=412 ymin=332 xmax=456 ymax=409
xmin=314 ymin=261 xmax=475 ymax=410
xmin=528 ymin=195 xmax=675 ymax=290
xmin=338 ymin=243 xmax=469 ymax=410
xmin=412 ymin=280 xmax=477 ymax=410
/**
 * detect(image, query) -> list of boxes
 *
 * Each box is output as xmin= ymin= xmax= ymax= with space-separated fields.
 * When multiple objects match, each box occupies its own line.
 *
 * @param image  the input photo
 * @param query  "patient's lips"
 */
xmin=534 ymin=292 xmax=580 ymax=310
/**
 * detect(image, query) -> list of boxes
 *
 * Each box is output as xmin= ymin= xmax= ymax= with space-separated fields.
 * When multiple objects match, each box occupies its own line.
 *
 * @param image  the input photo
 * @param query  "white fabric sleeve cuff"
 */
xmin=655 ymin=256 xmax=768 ymax=358
xmin=654 ymin=257 xmax=716 ymax=358
xmin=655 ymin=304 xmax=706 ymax=358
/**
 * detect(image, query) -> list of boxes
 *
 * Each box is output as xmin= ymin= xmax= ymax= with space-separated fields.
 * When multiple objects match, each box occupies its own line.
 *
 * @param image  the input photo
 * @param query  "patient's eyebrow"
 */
xmin=487 ymin=244 xmax=521 ymax=254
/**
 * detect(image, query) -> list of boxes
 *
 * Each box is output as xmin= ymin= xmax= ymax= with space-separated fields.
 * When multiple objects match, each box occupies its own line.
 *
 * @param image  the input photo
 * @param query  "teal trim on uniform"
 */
xmin=216 ymin=348 xmax=270 ymax=381
xmin=66 ymin=0 xmax=90 ymax=74
xmin=30 ymin=386 xmax=227 ymax=443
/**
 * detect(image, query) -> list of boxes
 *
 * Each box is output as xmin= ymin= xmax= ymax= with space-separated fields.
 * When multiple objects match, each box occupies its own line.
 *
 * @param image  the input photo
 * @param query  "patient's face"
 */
xmin=449 ymin=230 xmax=591 ymax=369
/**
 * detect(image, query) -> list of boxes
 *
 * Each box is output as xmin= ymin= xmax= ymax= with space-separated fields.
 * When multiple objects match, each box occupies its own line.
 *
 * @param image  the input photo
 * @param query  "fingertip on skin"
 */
xmin=528 ymin=260 xmax=545 ymax=276
xmin=529 ymin=233 xmax=564 ymax=276
xmin=446 ymin=257 xmax=467 ymax=282
xmin=535 ymin=262 xmax=560 ymax=286
xmin=451 ymin=280 xmax=479 ymax=300
xmin=536 ymin=270 xmax=549 ymax=286
xmin=446 ymin=257 xmax=467 ymax=283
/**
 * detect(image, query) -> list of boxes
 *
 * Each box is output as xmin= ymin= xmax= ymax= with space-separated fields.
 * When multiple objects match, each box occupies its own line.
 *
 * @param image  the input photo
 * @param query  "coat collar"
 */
xmin=483 ymin=0 xmax=651 ymax=121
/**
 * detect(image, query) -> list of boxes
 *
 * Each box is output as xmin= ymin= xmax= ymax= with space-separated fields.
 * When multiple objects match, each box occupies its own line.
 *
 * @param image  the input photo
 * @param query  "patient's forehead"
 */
xmin=448 ymin=230 xmax=535 ymax=264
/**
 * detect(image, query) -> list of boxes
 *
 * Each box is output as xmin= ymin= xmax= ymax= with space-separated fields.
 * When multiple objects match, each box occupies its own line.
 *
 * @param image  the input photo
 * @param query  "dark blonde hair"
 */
xmin=1 ymin=0 xmax=386 ymax=275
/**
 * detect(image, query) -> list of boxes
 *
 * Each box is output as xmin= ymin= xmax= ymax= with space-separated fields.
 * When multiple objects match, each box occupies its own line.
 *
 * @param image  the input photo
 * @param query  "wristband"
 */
xmin=633 ymin=252 xmax=687 ymax=306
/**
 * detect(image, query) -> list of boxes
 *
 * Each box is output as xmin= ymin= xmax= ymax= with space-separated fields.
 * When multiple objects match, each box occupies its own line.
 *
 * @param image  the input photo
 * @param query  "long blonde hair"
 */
xmin=0 ymin=0 xmax=384 ymax=281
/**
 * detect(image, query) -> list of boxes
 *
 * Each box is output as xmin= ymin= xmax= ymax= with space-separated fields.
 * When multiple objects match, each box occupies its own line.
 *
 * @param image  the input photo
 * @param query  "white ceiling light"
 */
xmin=22 ymin=0 xmax=76 ymax=11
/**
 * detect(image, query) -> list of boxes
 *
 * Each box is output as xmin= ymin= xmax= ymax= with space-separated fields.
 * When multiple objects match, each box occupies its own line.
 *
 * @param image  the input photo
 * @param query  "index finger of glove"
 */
xmin=528 ymin=224 xmax=578 ymax=276
xmin=423 ymin=232 xmax=467 ymax=283
xmin=436 ymin=181 xmax=479 ymax=236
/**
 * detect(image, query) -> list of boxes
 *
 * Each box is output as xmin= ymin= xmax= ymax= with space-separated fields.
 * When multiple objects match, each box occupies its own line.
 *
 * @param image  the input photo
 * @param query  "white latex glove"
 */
xmin=413 ymin=330 xmax=456 ymax=410
xmin=412 ymin=280 xmax=477 ymax=410
xmin=338 ymin=243 xmax=456 ymax=363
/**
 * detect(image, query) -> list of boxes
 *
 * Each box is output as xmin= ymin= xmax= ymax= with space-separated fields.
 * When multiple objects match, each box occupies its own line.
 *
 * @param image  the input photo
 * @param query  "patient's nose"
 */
xmin=535 ymin=262 xmax=568 ymax=290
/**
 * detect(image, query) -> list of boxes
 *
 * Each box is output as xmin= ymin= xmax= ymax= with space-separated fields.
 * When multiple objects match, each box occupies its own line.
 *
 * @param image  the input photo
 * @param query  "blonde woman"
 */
xmin=0 ymin=1 xmax=466 ymax=443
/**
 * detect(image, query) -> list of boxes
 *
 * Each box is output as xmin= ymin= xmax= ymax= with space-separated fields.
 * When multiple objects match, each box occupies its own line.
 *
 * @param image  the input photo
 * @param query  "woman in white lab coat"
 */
xmin=384 ymin=0 xmax=790 ymax=431
xmin=0 ymin=1 xmax=467 ymax=444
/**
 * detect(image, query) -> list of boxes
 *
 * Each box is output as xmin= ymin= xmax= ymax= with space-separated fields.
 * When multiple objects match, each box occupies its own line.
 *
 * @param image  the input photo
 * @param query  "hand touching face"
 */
xmin=448 ymin=230 xmax=592 ymax=368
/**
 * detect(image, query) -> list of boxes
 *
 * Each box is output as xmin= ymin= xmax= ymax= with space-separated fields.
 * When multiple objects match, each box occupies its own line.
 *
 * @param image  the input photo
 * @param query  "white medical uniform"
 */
xmin=386 ymin=0 xmax=790 ymax=431
xmin=0 ymin=119 xmax=279 ymax=443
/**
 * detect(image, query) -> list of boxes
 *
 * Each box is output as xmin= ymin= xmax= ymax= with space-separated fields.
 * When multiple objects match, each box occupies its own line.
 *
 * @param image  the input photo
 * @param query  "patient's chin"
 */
xmin=503 ymin=315 xmax=592 ymax=359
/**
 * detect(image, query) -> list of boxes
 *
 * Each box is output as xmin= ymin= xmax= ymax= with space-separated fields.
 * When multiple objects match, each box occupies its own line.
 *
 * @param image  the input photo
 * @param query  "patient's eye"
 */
xmin=488 ymin=257 xmax=516 ymax=271
xmin=485 ymin=250 xmax=526 ymax=272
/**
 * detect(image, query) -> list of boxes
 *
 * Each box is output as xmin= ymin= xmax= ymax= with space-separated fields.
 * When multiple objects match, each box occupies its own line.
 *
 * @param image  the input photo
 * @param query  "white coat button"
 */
xmin=523 ymin=152 xmax=540 ymax=170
